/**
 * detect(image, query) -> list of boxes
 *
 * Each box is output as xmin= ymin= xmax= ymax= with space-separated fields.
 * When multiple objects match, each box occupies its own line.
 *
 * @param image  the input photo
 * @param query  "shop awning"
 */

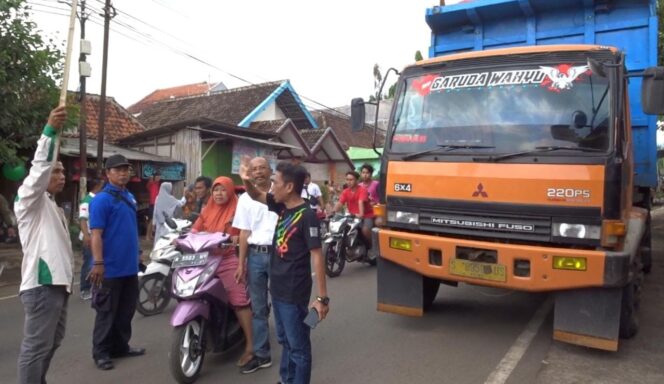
xmin=59 ymin=137 xmax=178 ymax=162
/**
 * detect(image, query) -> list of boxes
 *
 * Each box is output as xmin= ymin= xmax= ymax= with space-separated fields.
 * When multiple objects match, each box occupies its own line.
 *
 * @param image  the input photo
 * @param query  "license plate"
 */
xmin=172 ymin=252 xmax=209 ymax=268
xmin=449 ymin=259 xmax=506 ymax=282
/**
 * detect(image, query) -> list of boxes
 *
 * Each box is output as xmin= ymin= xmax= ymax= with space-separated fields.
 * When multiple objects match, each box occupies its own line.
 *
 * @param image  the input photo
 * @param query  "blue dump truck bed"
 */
xmin=426 ymin=0 xmax=659 ymax=188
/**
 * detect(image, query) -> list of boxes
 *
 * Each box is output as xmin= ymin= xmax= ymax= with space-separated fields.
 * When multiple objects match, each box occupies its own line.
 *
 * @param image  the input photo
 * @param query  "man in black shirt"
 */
xmin=240 ymin=157 xmax=328 ymax=384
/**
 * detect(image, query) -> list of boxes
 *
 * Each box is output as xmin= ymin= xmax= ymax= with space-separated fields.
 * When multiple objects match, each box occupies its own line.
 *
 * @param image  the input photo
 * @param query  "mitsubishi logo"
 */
xmin=472 ymin=183 xmax=488 ymax=198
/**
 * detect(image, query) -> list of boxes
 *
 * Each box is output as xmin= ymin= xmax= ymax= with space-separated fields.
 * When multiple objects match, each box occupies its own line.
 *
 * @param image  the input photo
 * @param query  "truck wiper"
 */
xmin=402 ymin=144 xmax=495 ymax=161
xmin=474 ymin=146 xmax=604 ymax=162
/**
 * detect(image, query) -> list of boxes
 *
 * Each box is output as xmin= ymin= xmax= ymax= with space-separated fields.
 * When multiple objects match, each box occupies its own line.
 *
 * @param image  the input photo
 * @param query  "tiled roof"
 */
xmin=249 ymin=119 xmax=287 ymax=133
xmin=311 ymin=110 xmax=384 ymax=149
xmin=136 ymin=81 xmax=284 ymax=130
xmin=127 ymin=82 xmax=213 ymax=114
xmin=68 ymin=94 xmax=147 ymax=143
xmin=299 ymin=129 xmax=327 ymax=148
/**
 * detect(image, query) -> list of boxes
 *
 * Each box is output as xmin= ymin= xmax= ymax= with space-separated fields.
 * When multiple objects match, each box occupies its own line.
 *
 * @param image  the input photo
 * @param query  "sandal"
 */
xmin=236 ymin=352 xmax=253 ymax=367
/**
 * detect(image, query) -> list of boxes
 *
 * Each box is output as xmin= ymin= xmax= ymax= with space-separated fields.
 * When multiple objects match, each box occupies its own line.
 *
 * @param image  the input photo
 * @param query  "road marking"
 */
xmin=0 ymin=293 xmax=19 ymax=301
xmin=484 ymin=297 xmax=553 ymax=384
xmin=0 ymin=281 xmax=81 ymax=301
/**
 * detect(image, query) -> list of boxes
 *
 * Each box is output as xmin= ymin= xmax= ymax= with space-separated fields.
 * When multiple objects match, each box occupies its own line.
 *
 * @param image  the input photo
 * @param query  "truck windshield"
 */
xmin=391 ymin=63 xmax=611 ymax=157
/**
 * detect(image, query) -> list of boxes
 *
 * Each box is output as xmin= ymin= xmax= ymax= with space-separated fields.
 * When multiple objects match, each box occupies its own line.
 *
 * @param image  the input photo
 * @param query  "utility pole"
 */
xmin=96 ymin=0 xmax=115 ymax=174
xmin=78 ymin=0 xmax=90 ymax=200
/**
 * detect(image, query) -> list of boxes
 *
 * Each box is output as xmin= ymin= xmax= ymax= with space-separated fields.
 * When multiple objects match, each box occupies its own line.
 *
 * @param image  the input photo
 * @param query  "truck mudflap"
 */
xmin=377 ymin=256 xmax=426 ymax=317
xmin=374 ymin=227 xmax=427 ymax=316
xmin=553 ymin=288 xmax=622 ymax=351
xmin=553 ymin=210 xmax=646 ymax=351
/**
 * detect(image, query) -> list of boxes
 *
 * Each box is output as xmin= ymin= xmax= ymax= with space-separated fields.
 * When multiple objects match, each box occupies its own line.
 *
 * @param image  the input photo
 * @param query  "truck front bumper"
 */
xmin=373 ymin=227 xmax=630 ymax=292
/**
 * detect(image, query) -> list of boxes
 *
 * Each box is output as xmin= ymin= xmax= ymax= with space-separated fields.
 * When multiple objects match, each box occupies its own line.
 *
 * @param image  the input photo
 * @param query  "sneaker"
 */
xmin=241 ymin=356 xmax=272 ymax=374
xmin=80 ymin=290 xmax=92 ymax=300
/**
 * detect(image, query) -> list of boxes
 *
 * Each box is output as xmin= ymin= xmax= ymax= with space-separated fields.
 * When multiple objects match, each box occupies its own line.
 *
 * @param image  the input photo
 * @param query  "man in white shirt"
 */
xmin=301 ymin=172 xmax=323 ymax=212
xmin=233 ymin=157 xmax=278 ymax=373
xmin=15 ymin=106 xmax=73 ymax=384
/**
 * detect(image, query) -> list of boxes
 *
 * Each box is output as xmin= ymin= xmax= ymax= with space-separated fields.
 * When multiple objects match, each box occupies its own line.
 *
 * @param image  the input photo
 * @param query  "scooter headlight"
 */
xmin=329 ymin=221 xmax=343 ymax=233
xmin=196 ymin=263 xmax=217 ymax=290
xmin=174 ymin=275 xmax=197 ymax=297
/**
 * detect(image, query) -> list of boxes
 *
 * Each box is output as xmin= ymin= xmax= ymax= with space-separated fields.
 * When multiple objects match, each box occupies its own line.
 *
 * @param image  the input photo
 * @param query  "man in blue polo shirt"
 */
xmin=88 ymin=154 xmax=145 ymax=371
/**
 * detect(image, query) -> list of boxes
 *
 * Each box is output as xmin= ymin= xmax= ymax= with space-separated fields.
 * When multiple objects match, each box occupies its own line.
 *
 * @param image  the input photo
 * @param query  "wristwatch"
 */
xmin=316 ymin=296 xmax=330 ymax=305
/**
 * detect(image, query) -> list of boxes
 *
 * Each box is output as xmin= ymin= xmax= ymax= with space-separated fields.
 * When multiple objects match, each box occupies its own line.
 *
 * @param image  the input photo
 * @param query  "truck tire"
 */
xmin=642 ymin=213 xmax=652 ymax=274
xmin=619 ymin=281 xmax=640 ymax=339
xmin=423 ymin=277 xmax=440 ymax=310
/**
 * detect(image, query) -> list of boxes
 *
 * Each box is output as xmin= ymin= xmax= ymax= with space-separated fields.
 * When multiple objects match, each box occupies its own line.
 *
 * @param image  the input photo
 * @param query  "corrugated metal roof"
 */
xmin=59 ymin=137 xmax=178 ymax=163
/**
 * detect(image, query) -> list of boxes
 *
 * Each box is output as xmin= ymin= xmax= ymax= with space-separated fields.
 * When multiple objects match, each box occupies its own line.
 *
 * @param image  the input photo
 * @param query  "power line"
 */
xmin=36 ymin=0 xmax=354 ymax=119
xmin=27 ymin=7 xmax=70 ymax=17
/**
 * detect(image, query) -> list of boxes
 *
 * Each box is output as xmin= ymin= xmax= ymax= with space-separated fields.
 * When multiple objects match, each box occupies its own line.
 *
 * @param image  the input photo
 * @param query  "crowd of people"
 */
xmin=14 ymin=105 xmax=381 ymax=384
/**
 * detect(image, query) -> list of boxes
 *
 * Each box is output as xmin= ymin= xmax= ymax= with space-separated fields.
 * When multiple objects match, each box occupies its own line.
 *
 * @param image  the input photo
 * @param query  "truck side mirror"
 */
xmin=351 ymin=98 xmax=366 ymax=132
xmin=641 ymin=67 xmax=664 ymax=115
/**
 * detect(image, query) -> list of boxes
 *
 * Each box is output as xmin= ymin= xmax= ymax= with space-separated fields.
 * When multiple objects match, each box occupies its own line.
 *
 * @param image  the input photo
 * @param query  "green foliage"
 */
xmin=415 ymin=50 xmax=424 ymax=61
xmin=0 ymin=0 xmax=63 ymax=165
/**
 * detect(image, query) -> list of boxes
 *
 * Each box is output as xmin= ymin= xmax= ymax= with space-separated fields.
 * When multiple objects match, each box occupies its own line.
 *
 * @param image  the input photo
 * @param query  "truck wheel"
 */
xmin=642 ymin=214 xmax=652 ymax=274
xmin=423 ymin=277 xmax=440 ymax=310
xmin=619 ymin=281 xmax=640 ymax=339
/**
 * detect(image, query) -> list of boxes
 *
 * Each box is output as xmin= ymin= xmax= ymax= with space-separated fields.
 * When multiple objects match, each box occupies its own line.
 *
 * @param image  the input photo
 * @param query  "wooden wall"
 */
xmin=173 ymin=128 xmax=201 ymax=196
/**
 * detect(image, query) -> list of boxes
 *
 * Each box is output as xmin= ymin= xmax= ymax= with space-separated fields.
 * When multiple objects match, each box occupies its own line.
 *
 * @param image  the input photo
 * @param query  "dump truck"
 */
xmin=353 ymin=0 xmax=663 ymax=351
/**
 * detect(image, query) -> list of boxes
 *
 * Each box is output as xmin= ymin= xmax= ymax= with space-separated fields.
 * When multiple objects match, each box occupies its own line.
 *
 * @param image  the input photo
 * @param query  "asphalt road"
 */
xmin=1 ymin=214 xmax=663 ymax=383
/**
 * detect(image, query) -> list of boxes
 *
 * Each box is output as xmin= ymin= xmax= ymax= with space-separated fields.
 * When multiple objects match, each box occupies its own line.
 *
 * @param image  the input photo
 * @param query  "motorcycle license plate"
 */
xmin=172 ymin=252 xmax=209 ymax=268
xmin=449 ymin=259 xmax=506 ymax=282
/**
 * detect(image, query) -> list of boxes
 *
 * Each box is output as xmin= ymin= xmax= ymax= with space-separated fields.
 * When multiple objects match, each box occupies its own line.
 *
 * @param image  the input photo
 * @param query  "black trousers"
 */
xmin=92 ymin=275 xmax=139 ymax=360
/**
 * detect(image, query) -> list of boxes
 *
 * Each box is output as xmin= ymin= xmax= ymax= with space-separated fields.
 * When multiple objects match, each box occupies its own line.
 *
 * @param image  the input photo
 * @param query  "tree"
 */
xmin=415 ymin=50 xmax=424 ymax=62
xmin=0 ymin=0 xmax=63 ymax=165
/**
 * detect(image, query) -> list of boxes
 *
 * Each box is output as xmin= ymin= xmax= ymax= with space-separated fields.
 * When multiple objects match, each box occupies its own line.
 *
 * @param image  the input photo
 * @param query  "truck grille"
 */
xmin=387 ymin=197 xmax=601 ymax=244
xmin=419 ymin=210 xmax=551 ymax=242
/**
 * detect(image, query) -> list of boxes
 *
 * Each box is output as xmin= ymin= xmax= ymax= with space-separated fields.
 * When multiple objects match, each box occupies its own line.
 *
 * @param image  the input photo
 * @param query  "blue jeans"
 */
xmin=247 ymin=248 xmax=271 ymax=358
xmin=80 ymin=246 xmax=93 ymax=292
xmin=272 ymin=298 xmax=311 ymax=384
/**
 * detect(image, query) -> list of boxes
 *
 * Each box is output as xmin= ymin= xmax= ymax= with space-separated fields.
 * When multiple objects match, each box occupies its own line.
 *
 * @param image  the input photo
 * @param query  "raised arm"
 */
xmin=14 ymin=107 xmax=67 ymax=213
xmin=239 ymin=156 xmax=267 ymax=204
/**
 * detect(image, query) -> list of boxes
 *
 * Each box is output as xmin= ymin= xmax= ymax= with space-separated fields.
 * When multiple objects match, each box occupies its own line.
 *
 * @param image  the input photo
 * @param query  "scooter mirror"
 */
xmin=166 ymin=217 xmax=177 ymax=229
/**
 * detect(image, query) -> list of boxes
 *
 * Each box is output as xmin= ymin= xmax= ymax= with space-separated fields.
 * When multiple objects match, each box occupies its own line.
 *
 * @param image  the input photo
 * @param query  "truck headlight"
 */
xmin=552 ymin=223 xmax=601 ymax=239
xmin=387 ymin=210 xmax=419 ymax=224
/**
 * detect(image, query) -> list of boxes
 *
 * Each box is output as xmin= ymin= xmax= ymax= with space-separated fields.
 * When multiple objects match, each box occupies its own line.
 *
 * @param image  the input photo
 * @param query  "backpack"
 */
xmin=303 ymin=185 xmax=320 ymax=207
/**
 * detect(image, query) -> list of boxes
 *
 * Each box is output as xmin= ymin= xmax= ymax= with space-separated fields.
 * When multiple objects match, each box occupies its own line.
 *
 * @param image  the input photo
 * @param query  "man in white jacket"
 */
xmin=15 ymin=106 xmax=73 ymax=384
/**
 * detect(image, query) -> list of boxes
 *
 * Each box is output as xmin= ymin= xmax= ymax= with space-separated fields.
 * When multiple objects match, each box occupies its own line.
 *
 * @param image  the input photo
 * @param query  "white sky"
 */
xmin=24 ymin=0 xmax=664 ymax=146
xmin=26 ymin=0 xmax=463 ymax=111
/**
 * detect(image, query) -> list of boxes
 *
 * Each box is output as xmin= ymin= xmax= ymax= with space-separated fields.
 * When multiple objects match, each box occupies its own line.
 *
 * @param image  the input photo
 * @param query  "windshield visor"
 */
xmin=391 ymin=63 xmax=611 ymax=156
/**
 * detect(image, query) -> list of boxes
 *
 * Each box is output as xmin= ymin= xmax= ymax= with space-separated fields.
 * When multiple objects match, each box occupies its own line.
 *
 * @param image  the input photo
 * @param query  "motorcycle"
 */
xmin=324 ymin=214 xmax=376 ymax=277
xmin=168 ymin=232 xmax=245 ymax=384
xmin=136 ymin=217 xmax=191 ymax=316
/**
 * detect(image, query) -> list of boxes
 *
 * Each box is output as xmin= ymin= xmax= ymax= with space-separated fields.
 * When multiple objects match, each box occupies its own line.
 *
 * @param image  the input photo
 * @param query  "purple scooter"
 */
xmin=168 ymin=231 xmax=245 ymax=384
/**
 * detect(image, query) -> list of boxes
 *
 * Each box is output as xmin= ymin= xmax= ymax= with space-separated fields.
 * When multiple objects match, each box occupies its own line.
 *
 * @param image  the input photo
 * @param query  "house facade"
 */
xmin=122 ymin=80 xmax=353 ymax=188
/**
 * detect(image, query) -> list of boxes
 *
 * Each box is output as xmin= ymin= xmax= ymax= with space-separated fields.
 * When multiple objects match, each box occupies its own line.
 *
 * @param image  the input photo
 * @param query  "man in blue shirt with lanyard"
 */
xmin=88 ymin=154 xmax=145 ymax=370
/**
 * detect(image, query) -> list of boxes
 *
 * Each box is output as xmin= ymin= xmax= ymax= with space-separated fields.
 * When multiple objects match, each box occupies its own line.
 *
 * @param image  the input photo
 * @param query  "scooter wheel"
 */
xmin=137 ymin=274 xmax=172 ymax=316
xmin=170 ymin=319 xmax=205 ymax=384
xmin=325 ymin=243 xmax=345 ymax=277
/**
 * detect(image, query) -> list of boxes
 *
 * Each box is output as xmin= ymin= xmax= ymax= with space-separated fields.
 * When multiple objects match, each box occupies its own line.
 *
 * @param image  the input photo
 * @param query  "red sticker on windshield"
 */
xmin=540 ymin=64 xmax=591 ymax=93
xmin=393 ymin=134 xmax=428 ymax=143
xmin=411 ymin=75 xmax=436 ymax=96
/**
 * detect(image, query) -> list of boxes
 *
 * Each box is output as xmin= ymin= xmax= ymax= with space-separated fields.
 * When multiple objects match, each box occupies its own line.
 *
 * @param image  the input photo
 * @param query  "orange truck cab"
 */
xmin=352 ymin=0 xmax=664 ymax=351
